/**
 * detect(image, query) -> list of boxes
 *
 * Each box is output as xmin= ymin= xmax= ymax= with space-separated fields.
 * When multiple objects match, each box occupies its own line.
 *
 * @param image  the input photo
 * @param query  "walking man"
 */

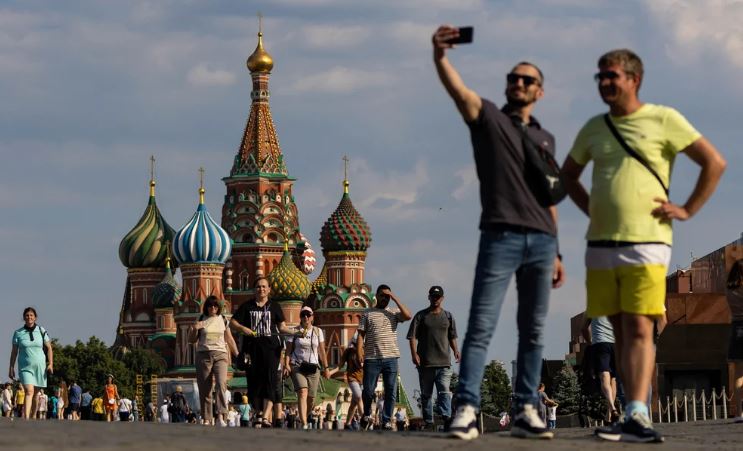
xmin=407 ymin=285 xmax=459 ymax=430
xmin=432 ymin=25 xmax=565 ymax=441
xmin=562 ymin=49 xmax=726 ymax=443
xmin=581 ymin=314 xmax=619 ymax=423
xmin=357 ymin=284 xmax=412 ymax=430
xmin=68 ymin=380 xmax=82 ymax=421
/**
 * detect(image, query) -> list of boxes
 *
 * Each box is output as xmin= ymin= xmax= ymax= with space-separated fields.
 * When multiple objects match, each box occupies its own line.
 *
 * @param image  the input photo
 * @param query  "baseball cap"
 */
xmin=300 ymin=306 xmax=314 ymax=316
xmin=429 ymin=286 xmax=444 ymax=297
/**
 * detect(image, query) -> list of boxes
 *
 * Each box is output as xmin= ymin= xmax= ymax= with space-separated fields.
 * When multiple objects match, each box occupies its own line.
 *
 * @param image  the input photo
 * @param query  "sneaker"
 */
xmin=510 ymin=404 xmax=553 ymax=439
xmin=597 ymin=412 xmax=663 ymax=443
xmin=217 ymin=418 xmax=227 ymax=427
xmin=448 ymin=405 xmax=479 ymax=440
xmin=383 ymin=422 xmax=393 ymax=431
xmin=360 ymin=415 xmax=371 ymax=431
xmin=302 ymin=423 xmax=309 ymax=430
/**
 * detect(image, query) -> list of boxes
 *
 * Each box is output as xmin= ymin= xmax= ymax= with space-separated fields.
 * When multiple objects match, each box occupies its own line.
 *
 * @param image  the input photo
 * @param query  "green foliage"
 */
xmin=552 ymin=362 xmax=580 ymax=415
xmin=449 ymin=372 xmax=459 ymax=393
xmin=47 ymin=337 xmax=165 ymax=402
xmin=480 ymin=360 xmax=511 ymax=416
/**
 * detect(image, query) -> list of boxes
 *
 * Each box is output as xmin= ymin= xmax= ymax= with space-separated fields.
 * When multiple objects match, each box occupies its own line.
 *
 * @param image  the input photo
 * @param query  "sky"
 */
xmin=2 ymin=0 xmax=743 ymax=403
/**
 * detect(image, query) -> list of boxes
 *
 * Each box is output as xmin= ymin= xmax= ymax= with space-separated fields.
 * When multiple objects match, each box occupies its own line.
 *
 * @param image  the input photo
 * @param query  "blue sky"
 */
xmin=2 ymin=0 xmax=742 ymax=399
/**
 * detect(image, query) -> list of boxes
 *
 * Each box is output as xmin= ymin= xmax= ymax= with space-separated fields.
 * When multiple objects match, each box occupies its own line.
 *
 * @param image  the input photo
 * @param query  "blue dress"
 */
xmin=12 ymin=325 xmax=49 ymax=388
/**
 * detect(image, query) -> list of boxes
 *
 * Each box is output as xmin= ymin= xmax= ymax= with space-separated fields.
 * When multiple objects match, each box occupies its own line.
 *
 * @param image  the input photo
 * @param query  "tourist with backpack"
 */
xmin=407 ymin=286 xmax=460 ymax=431
xmin=8 ymin=307 xmax=54 ymax=419
xmin=170 ymin=386 xmax=188 ymax=423
xmin=189 ymin=295 xmax=238 ymax=427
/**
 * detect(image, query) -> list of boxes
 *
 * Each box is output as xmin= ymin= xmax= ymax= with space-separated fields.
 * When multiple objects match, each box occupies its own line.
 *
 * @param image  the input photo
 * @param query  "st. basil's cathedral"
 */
xmin=114 ymin=30 xmax=377 ymax=383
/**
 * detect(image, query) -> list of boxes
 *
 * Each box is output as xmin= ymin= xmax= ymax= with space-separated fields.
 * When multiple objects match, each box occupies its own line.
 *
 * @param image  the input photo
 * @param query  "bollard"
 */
xmin=673 ymin=395 xmax=678 ymax=422
xmin=658 ymin=398 xmax=663 ymax=423
xmin=692 ymin=393 xmax=697 ymax=421
xmin=702 ymin=391 xmax=707 ymax=421
xmin=722 ymin=387 xmax=728 ymax=419
xmin=649 ymin=401 xmax=653 ymax=423
xmin=684 ymin=394 xmax=688 ymax=422
xmin=666 ymin=396 xmax=671 ymax=423
xmin=712 ymin=388 xmax=717 ymax=420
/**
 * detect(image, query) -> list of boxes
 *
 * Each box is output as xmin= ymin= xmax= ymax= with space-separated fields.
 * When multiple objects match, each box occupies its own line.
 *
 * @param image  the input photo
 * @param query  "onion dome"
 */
xmin=268 ymin=243 xmax=311 ymax=301
xmin=320 ymin=180 xmax=372 ymax=252
xmin=174 ymin=184 xmax=232 ymax=264
xmin=153 ymin=253 xmax=182 ymax=309
xmin=311 ymin=262 xmax=328 ymax=294
xmin=119 ymin=177 xmax=176 ymax=268
xmin=297 ymin=233 xmax=317 ymax=275
xmin=247 ymin=32 xmax=273 ymax=73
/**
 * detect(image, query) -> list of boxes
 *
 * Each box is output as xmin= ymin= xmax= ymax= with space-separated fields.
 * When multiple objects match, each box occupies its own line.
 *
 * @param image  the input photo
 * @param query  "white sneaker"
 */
xmin=510 ymin=404 xmax=553 ymax=439
xmin=217 ymin=418 xmax=227 ymax=427
xmin=448 ymin=405 xmax=479 ymax=440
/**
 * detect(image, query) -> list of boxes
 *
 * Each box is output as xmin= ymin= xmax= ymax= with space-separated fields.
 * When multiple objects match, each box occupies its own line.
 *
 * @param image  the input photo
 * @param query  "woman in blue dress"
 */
xmin=8 ymin=307 xmax=53 ymax=419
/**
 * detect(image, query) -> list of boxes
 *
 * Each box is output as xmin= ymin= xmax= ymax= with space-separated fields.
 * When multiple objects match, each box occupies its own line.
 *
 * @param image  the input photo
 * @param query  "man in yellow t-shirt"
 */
xmin=562 ymin=49 xmax=726 ymax=443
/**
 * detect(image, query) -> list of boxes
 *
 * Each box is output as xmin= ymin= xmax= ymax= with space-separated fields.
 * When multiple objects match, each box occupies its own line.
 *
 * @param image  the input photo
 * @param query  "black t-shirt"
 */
xmin=468 ymin=99 xmax=556 ymax=235
xmin=406 ymin=308 xmax=457 ymax=367
xmin=233 ymin=300 xmax=286 ymax=349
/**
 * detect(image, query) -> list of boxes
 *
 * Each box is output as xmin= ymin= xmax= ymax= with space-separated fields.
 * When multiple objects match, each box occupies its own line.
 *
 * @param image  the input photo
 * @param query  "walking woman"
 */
xmin=284 ymin=306 xmax=331 ymax=429
xmin=103 ymin=374 xmax=120 ymax=422
xmin=189 ymin=295 xmax=238 ymax=427
xmin=340 ymin=332 xmax=364 ymax=430
xmin=8 ymin=307 xmax=53 ymax=419
xmin=230 ymin=277 xmax=296 ymax=427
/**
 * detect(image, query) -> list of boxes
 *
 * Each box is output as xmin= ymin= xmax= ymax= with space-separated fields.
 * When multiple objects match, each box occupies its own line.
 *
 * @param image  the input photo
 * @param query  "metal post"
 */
xmin=479 ymin=412 xmax=484 ymax=435
xmin=722 ymin=387 xmax=728 ymax=419
xmin=684 ymin=394 xmax=688 ymax=422
xmin=658 ymin=398 xmax=663 ymax=423
xmin=666 ymin=396 xmax=671 ymax=423
xmin=702 ymin=391 xmax=707 ymax=421
xmin=692 ymin=393 xmax=697 ymax=421
xmin=712 ymin=388 xmax=717 ymax=420
xmin=673 ymin=395 xmax=678 ymax=422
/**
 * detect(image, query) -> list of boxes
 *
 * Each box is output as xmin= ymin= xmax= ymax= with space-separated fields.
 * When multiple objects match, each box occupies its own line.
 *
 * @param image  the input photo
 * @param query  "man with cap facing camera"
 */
xmin=407 ymin=286 xmax=459 ymax=430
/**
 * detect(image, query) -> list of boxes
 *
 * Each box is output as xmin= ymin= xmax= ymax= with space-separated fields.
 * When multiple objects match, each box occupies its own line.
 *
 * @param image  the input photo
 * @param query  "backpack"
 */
xmin=414 ymin=309 xmax=453 ymax=339
xmin=171 ymin=392 xmax=187 ymax=413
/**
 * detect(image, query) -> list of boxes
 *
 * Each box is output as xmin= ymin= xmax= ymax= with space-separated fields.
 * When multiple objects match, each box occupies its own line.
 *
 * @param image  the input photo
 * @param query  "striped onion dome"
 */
xmin=174 ymin=188 xmax=232 ymax=264
xmin=119 ymin=180 xmax=176 ymax=268
xmin=320 ymin=180 xmax=371 ymax=252
xmin=297 ymin=233 xmax=316 ymax=275
xmin=152 ymin=257 xmax=182 ymax=309
xmin=267 ymin=244 xmax=311 ymax=301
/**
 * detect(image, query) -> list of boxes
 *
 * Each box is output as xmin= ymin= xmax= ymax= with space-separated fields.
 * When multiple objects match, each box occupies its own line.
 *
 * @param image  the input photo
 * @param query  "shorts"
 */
xmin=348 ymin=380 xmax=362 ymax=400
xmin=291 ymin=366 xmax=320 ymax=399
xmin=585 ymin=243 xmax=671 ymax=317
xmin=728 ymin=320 xmax=743 ymax=361
xmin=590 ymin=342 xmax=616 ymax=377
xmin=69 ymin=403 xmax=80 ymax=413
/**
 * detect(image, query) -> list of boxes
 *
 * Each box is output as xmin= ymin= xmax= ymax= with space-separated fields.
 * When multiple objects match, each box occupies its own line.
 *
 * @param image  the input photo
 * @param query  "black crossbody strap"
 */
xmin=604 ymin=114 xmax=669 ymax=196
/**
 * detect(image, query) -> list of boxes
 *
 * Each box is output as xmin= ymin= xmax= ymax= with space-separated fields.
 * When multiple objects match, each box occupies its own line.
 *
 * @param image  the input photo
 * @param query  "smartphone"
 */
xmin=445 ymin=26 xmax=474 ymax=45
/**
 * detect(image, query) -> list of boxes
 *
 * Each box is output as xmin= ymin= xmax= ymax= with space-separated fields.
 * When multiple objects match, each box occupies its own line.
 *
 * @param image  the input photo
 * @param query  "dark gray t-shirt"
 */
xmin=406 ymin=308 xmax=457 ymax=367
xmin=468 ymin=99 xmax=556 ymax=235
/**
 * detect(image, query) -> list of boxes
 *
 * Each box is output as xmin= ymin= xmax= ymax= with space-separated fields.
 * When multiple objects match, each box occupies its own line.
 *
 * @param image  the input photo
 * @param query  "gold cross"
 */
xmin=342 ymin=155 xmax=349 ymax=181
xmin=199 ymin=166 xmax=205 ymax=189
xmin=258 ymin=12 xmax=263 ymax=34
xmin=149 ymin=155 xmax=155 ymax=181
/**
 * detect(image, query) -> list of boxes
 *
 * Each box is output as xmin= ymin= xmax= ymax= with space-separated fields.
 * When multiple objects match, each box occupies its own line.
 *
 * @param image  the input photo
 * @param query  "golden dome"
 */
xmin=247 ymin=32 xmax=273 ymax=73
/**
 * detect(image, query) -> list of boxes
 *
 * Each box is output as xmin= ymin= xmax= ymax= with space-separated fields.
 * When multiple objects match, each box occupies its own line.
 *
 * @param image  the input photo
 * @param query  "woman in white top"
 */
xmin=189 ymin=296 xmax=238 ymax=427
xmin=1 ymin=383 xmax=12 ymax=418
xmin=36 ymin=389 xmax=47 ymax=419
xmin=56 ymin=386 xmax=65 ymax=420
xmin=284 ymin=306 xmax=331 ymax=429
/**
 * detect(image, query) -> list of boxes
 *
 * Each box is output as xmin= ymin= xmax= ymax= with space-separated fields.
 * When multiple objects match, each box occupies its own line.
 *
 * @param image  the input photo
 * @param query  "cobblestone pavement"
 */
xmin=1 ymin=418 xmax=741 ymax=451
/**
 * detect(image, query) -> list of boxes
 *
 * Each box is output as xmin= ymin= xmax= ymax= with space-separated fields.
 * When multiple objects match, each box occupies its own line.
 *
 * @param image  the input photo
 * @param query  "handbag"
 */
xmin=514 ymin=119 xmax=567 ymax=207
xmin=603 ymin=114 xmax=669 ymax=196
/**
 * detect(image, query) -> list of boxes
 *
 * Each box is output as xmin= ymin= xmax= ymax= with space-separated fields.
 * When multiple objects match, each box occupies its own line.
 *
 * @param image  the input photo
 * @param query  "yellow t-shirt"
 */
xmin=92 ymin=397 xmax=104 ymax=414
xmin=569 ymin=104 xmax=701 ymax=244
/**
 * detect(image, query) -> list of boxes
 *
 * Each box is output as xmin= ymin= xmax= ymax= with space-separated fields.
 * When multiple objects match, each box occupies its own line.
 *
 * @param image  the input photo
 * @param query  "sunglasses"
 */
xmin=208 ymin=305 xmax=219 ymax=309
xmin=506 ymin=73 xmax=540 ymax=87
xmin=593 ymin=70 xmax=622 ymax=82
xmin=300 ymin=313 xmax=313 ymax=318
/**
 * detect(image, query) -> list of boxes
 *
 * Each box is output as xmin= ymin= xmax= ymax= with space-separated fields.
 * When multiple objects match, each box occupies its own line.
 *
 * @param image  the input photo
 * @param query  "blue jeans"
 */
xmin=362 ymin=358 xmax=398 ymax=424
xmin=418 ymin=366 xmax=452 ymax=424
xmin=455 ymin=228 xmax=556 ymax=410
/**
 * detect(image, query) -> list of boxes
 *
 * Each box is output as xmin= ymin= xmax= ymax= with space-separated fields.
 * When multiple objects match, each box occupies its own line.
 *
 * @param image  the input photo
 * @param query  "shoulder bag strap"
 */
xmin=603 ymin=114 xmax=669 ymax=196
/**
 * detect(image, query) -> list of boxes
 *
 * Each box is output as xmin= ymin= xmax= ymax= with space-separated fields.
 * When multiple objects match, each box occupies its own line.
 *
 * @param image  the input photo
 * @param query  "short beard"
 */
xmin=506 ymin=94 xmax=533 ymax=107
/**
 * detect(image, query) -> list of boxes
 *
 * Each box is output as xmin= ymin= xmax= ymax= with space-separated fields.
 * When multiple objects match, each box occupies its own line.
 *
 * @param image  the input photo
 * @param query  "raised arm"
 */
xmin=432 ymin=25 xmax=482 ymax=122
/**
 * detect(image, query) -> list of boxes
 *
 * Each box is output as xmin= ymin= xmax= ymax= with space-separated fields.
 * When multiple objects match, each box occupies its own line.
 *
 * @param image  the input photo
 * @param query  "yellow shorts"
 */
xmin=585 ymin=244 xmax=671 ymax=318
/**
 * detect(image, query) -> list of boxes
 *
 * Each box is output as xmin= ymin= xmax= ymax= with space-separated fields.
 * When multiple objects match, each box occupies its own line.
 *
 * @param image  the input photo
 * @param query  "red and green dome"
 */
xmin=320 ymin=182 xmax=371 ymax=252
xmin=268 ymin=246 xmax=311 ymax=301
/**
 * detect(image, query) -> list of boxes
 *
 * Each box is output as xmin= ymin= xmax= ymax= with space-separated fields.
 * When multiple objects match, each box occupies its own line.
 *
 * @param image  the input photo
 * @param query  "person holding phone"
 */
xmin=8 ymin=307 xmax=53 ymax=419
xmin=432 ymin=25 xmax=564 ymax=441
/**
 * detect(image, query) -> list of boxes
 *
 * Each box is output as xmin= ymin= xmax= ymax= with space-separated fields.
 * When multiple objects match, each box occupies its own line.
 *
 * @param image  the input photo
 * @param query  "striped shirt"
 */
xmin=358 ymin=308 xmax=402 ymax=359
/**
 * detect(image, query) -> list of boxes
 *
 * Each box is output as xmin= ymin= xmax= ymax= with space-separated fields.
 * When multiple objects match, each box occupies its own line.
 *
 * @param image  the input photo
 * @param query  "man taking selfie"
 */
xmin=431 ymin=24 xmax=565 ymax=441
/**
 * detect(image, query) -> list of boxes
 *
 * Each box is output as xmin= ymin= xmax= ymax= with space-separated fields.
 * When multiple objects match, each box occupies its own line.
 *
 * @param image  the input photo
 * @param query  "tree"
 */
xmin=480 ymin=360 xmax=511 ymax=416
xmin=552 ymin=362 xmax=580 ymax=415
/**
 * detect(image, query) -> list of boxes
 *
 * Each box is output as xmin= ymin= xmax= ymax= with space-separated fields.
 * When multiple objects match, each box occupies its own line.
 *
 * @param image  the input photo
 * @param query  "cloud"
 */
xmin=186 ymin=63 xmax=237 ymax=86
xmin=644 ymin=0 xmax=743 ymax=69
xmin=290 ymin=66 xmax=393 ymax=93
xmin=452 ymin=164 xmax=477 ymax=200
xmin=298 ymin=25 xmax=370 ymax=49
